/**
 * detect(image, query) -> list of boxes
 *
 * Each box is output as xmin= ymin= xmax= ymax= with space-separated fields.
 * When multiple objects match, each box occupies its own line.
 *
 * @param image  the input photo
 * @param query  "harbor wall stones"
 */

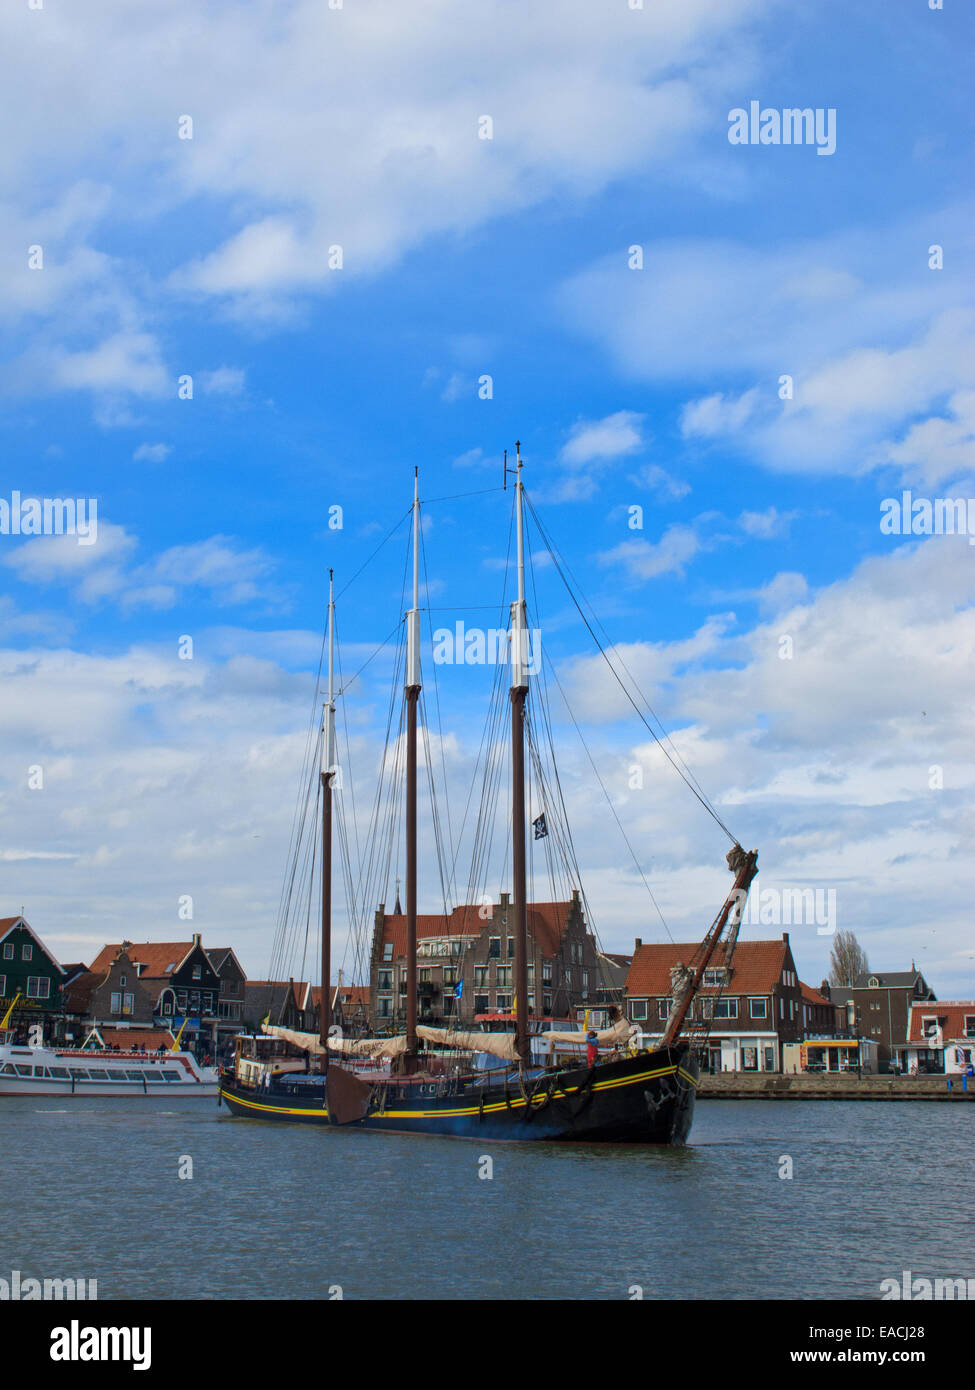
xmin=697 ymin=1073 xmax=975 ymax=1100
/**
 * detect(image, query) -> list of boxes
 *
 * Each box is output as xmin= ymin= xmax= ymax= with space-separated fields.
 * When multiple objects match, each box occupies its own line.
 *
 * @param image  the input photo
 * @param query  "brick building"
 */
xmin=368 ymin=890 xmax=602 ymax=1029
xmin=624 ymin=932 xmax=813 ymax=1073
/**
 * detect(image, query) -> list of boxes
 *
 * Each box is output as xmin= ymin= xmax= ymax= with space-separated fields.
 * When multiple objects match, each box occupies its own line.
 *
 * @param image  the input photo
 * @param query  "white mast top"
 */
xmin=510 ymin=442 xmax=528 ymax=691
xmin=322 ymin=568 xmax=336 ymax=779
xmin=406 ymin=468 xmax=422 ymax=690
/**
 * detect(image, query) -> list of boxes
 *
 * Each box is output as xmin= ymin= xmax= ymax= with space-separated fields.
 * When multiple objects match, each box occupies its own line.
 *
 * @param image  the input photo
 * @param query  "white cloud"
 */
xmin=198 ymin=366 xmax=246 ymax=397
xmin=738 ymin=507 xmax=796 ymax=539
xmin=560 ymin=208 xmax=975 ymax=481
xmin=133 ymin=443 xmax=171 ymax=463
xmin=598 ymin=524 xmax=701 ymax=581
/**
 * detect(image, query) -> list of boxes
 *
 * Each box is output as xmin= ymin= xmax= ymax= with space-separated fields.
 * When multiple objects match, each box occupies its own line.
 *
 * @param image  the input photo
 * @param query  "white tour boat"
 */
xmin=0 ymin=1038 xmax=218 ymax=1097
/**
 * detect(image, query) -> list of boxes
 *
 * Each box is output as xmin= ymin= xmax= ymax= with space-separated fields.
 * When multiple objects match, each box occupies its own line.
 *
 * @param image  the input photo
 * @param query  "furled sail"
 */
xmin=263 ymin=1019 xmax=629 ymax=1060
xmin=541 ymin=1016 xmax=636 ymax=1047
xmin=262 ymin=1023 xmax=521 ymax=1061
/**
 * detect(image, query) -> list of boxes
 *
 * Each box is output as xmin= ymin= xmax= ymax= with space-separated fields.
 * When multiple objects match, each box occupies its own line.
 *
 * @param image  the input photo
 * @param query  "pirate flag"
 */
xmin=533 ymin=813 xmax=548 ymax=840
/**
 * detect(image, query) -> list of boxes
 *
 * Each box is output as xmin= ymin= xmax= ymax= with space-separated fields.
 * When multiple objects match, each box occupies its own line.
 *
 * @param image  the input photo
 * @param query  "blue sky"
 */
xmin=2 ymin=0 xmax=974 ymax=994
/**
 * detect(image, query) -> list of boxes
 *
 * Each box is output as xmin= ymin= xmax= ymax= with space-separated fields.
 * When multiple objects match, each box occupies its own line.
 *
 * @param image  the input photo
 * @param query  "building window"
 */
xmin=507 ymin=938 xmax=515 ymax=959
xmin=630 ymin=1000 xmax=648 ymax=1021
xmin=192 ymin=965 xmax=202 ymax=980
xmin=119 ymin=974 xmax=127 ymax=987
xmin=419 ymin=968 xmax=430 ymax=983
xmin=582 ymin=970 xmax=589 ymax=990
xmin=25 ymin=976 xmax=50 ymax=1000
xmin=543 ymin=994 xmax=552 ymax=1013
xmin=473 ymin=994 xmax=490 ymax=1014
xmin=474 ymin=967 xmax=488 ymax=987
xmin=489 ymin=938 xmax=501 ymax=959
xmin=750 ymin=998 xmax=768 ymax=1019
xmin=965 ymin=1017 xmax=975 ymax=1038
xmin=22 ymin=945 xmax=33 ymax=962
xmin=657 ymin=999 xmax=669 ymax=1020
xmin=713 ymin=999 xmax=738 ymax=1019
xmin=496 ymin=994 xmax=512 ymax=1012
xmin=123 ymin=992 xmax=134 ymax=1015
xmin=703 ymin=967 xmax=726 ymax=987
xmin=444 ymin=969 xmax=456 ymax=986
xmin=2 ymin=943 xmax=13 ymax=960
xmin=542 ymin=963 xmax=553 ymax=986
xmin=564 ymin=969 xmax=572 ymax=989
xmin=497 ymin=966 xmax=512 ymax=987
xmin=922 ymin=1017 xmax=939 ymax=1037
xmin=378 ymin=971 xmax=392 ymax=990
xmin=382 ymin=943 xmax=393 ymax=962
xmin=0 ymin=976 xmax=5 ymax=996
xmin=227 ymin=979 xmax=238 ymax=995
xmin=378 ymin=997 xmax=392 ymax=1018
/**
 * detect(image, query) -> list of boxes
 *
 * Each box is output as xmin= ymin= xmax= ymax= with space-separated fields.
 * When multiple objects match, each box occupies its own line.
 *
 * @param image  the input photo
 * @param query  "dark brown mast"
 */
xmin=660 ymin=844 xmax=759 ymax=1048
xmin=510 ymin=445 xmax=531 ymax=1069
xmin=320 ymin=570 xmax=336 ymax=1057
xmin=405 ymin=470 xmax=421 ymax=1068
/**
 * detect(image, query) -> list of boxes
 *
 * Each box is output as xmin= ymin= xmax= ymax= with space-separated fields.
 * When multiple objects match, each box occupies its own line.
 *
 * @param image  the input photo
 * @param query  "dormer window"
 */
xmin=868 ymin=976 xmax=879 ymax=987
xmin=922 ymin=1017 xmax=939 ymax=1038
xmin=382 ymin=943 xmax=393 ymax=962
xmin=965 ymin=1016 xmax=975 ymax=1038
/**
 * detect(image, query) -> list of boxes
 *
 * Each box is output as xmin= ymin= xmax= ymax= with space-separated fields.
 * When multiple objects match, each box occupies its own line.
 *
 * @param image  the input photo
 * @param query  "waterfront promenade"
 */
xmin=699 ymin=1072 xmax=975 ymax=1100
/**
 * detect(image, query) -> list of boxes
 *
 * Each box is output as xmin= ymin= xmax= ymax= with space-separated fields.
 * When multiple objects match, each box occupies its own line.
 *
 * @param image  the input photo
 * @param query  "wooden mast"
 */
xmin=405 ymin=469 xmax=421 ymax=1069
xmin=320 ymin=569 xmax=336 ymax=1060
xmin=659 ymin=845 xmax=759 ymax=1049
xmin=510 ymin=444 xmax=530 ymax=1069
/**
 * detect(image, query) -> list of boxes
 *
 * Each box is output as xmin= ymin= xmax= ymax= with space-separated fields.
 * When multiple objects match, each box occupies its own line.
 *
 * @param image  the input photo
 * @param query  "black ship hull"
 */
xmin=219 ymin=1043 xmax=698 ymax=1143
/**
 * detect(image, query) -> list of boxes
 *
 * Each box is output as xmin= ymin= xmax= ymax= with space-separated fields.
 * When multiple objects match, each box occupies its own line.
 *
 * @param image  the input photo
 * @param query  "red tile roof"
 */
xmin=907 ymin=1001 xmax=975 ymax=1043
xmin=88 ymin=1027 xmax=178 ymax=1051
xmin=800 ymin=981 xmax=833 ymax=1008
xmin=626 ymin=938 xmax=791 ymax=997
xmin=87 ymin=941 xmax=196 ymax=979
xmin=63 ymin=970 xmax=102 ymax=1013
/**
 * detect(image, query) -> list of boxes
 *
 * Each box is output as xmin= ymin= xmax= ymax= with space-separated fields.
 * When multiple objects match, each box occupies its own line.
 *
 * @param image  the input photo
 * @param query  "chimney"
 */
xmin=634 ymin=937 xmax=643 ymax=951
xmin=782 ymin=932 xmax=789 ymax=945
xmin=192 ymin=932 xmax=201 ymax=947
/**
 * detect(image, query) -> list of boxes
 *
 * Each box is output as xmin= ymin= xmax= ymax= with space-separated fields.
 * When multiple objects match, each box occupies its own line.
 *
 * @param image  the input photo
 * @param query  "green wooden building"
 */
xmin=0 ymin=916 xmax=66 ymax=1036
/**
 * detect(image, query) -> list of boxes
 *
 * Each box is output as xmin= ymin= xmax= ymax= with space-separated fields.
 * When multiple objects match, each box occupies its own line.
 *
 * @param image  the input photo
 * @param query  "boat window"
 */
xmin=126 ymin=1070 xmax=147 ymax=1081
xmin=87 ymin=1069 xmax=110 ymax=1080
xmin=69 ymin=1069 xmax=90 ymax=1080
xmin=159 ymin=1069 xmax=181 ymax=1081
xmin=49 ymin=1066 xmax=69 ymax=1078
xmin=15 ymin=1065 xmax=33 ymax=1076
xmin=142 ymin=1070 xmax=161 ymax=1081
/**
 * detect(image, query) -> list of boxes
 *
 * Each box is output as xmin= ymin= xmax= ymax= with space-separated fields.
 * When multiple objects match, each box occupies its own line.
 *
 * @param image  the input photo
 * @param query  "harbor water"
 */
xmin=4 ymin=1096 xmax=972 ymax=1300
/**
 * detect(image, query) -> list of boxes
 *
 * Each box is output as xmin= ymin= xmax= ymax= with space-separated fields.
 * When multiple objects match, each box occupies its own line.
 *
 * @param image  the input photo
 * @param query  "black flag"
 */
xmin=533 ymin=813 xmax=548 ymax=840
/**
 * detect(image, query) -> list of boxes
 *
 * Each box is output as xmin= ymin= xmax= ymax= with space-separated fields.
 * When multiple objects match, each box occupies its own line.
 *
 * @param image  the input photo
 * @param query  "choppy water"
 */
xmin=2 ymin=1096 xmax=971 ymax=1299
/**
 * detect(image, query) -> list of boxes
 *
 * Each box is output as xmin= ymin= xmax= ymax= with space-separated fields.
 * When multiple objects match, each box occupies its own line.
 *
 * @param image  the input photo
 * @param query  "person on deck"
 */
xmin=586 ymin=1029 xmax=598 ymax=1067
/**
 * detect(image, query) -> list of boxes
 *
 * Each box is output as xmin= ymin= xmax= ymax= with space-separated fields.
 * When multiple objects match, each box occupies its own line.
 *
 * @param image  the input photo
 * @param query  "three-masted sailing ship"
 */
xmin=219 ymin=449 xmax=758 ymax=1141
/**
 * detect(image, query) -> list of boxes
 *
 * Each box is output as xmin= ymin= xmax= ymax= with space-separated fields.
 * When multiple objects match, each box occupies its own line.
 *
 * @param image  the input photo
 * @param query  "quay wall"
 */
xmin=697 ymin=1073 xmax=975 ymax=1101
